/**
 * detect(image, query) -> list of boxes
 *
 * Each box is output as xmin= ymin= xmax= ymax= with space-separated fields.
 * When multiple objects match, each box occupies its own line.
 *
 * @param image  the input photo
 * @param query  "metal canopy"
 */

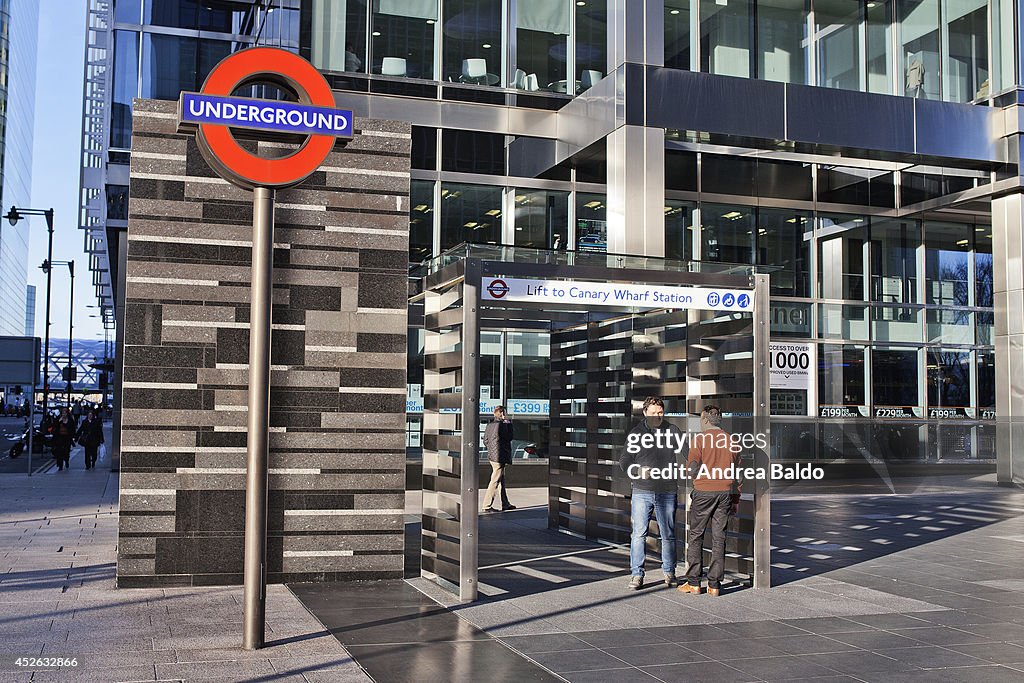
xmin=419 ymin=247 xmax=771 ymax=602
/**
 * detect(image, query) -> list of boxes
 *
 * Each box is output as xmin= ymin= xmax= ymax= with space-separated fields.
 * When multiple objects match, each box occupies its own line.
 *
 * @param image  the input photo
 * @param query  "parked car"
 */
xmin=512 ymin=440 xmax=543 ymax=459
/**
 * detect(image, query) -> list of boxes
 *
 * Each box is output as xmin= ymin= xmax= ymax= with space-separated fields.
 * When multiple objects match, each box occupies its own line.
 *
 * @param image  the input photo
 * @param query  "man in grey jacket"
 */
xmin=482 ymin=406 xmax=517 ymax=512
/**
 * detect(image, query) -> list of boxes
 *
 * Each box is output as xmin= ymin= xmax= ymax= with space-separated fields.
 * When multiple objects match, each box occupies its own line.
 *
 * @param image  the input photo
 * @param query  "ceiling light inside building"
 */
xmin=670 ymin=9 xmax=680 ymax=14
xmin=722 ymin=211 xmax=742 ymax=219
xmin=584 ymin=201 xmax=602 ymax=209
xmin=372 ymin=31 xmax=381 ymax=36
xmin=485 ymin=209 xmax=501 ymax=216
xmin=483 ymin=43 xmax=491 ymax=49
xmin=956 ymin=239 xmax=969 ymax=246
xmin=464 ymin=222 xmax=478 ymax=228
xmin=413 ymin=204 xmax=428 ymax=212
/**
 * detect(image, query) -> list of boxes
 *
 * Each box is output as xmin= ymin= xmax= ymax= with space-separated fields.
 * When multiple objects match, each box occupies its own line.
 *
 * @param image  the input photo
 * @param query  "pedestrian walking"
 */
xmin=482 ymin=405 xmax=517 ymax=512
xmin=76 ymin=410 xmax=104 ymax=470
xmin=51 ymin=408 xmax=76 ymax=471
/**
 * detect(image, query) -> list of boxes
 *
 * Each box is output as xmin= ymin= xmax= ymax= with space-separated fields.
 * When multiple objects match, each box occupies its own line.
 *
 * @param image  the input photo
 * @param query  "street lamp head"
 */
xmin=5 ymin=206 xmax=20 ymax=226
xmin=40 ymin=259 xmax=50 ymax=273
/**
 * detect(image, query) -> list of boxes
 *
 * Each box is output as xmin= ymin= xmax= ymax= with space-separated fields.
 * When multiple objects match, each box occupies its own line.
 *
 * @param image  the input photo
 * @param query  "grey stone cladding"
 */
xmin=117 ymin=98 xmax=410 ymax=587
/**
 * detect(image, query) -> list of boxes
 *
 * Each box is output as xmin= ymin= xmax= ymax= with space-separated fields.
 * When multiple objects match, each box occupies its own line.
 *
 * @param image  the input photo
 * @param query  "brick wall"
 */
xmin=117 ymin=98 xmax=410 ymax=587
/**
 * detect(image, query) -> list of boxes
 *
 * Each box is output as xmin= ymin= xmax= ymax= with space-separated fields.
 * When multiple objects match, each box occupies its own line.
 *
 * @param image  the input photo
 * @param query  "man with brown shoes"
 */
xmin=678 ymin=405 xmax=741 ymax=597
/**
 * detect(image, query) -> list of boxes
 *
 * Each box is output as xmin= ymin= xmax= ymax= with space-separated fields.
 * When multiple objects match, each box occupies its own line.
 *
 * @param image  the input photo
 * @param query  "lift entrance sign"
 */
xmin=481 ymin=276 xmax=755 ymax=311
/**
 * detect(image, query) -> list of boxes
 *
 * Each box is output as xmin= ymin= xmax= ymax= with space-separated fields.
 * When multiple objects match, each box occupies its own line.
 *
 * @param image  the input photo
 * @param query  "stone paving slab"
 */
xmin=0 ymin=446 xmax=370 ymax=683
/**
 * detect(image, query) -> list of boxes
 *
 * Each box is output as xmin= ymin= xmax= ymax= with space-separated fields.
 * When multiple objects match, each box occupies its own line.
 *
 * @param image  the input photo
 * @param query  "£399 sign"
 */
xmin=177 ymin=47 xmax=353 ymax=189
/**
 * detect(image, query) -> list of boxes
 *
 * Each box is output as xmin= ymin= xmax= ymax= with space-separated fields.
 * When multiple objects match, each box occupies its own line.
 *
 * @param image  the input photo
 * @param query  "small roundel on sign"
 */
xmin=487 ymin=279 xmax=510 ymax=299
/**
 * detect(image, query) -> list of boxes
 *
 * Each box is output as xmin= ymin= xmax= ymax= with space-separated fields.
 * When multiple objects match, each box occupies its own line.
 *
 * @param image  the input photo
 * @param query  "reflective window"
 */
xmin=443 ymin=0 xmax=502 ymax=86
xmin=872 ymin=305 xmax=923 ymax=342
xmin=818 ymin=214 xmax=867 ymax=300
xmin=106 ymin=185 xmax=129 ymax=221
xmin=665 ymin=201 xmax=696 ymax=262
xmin=576 ymin=0 xmax=607 ymax=93
xmin=308 ymin=0 xmax=367 ymax=74
xmin=816 ymin=0 xmax=862 ymax=90
xmin=702 ymin=155 xmax=755 ymax=196
xmin=757 ymin=208 xmax=811 ymax=296
xmin=819 ymin=304 xmax=869 ymax=339
xmin=872 ymin=347 xmax=920 ymax=409
xmin=480 ymin=332 xmax=502 ymax=404
xmin=819 ymin=166 xmax=870 ymax=204
xmin=411 ymin=127 xmax=437 ymax=170
xmin=700 ymin=0 xmax=752 ymax=77
xmin=992 ymin=0 xmax=1015 ymax=93
xmin=576 ymin=193 xmax=607 ymax=252
xmin=978 ymin=349 xmax=995 ymax=411
xmin=924 ymin=222 xmax=970 ymax=306
xmin=260 ymin=6 xmax=299 ymax=49
xmin=507 ymin=332 xmax=550 ymax=399
xmin=772 ymin=301 xmax=813 ymax=338
xmin=514 ymin=0 xmax=571 ymax=92
xmin=702 ymin=204 xmax=754 ymax=264
xmin=975 ymin=225 xmax=992 ymax=307
xmin=927 ymin=308 xmax=973 ymax=344
xmin=757 ymin=159 xmax=812 ymax=200
xmin=514 ymin=189 xmax=569 ymax=250
xmin=943 ymin=0 xmax=988 ymax=102
xmin=927 ymin=349 xmax=971 ymax=410
xmin=409 ymin=180 xmax=434 ymax=265
xmin=664 ymin=0 xmax=690 ymax=70
xmin=871 ymin=219 xmax=919 ymax=303
xmin=441 ymin=130 xmax=505 ymax=175
xmin=818 ymin=344 xmax=867 ymax=408
xmin=439 ymin=183 xmax=502 ymax=250
xmin=371 ymin=0 xmax=437 ymax=79
xmin=900 ymin=0 xmax=940 ymax=99
xmin=758 ymin=0 xmax=807 ymax=84
xmin=115 ymin=0 xmax=142 ymax=24
xmin=110 ymin=30 xmax=139 ymax=150
xmin=141 ymin=34 xmax=233 ymax=100
xmin=866 ymin=0 xmax=893 ymax=93
xmin=665 ymin=150 xmax=698 ymax=191
xmin=145 ymin=0 xmax=258 ymax=34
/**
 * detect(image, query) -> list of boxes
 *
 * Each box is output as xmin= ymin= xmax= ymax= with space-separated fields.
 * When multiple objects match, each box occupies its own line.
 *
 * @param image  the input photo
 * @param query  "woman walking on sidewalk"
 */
xmin=51 ymin=408 xmax=75 ymax=471
xmin=76 ymin=410 xmax=104 ymax=470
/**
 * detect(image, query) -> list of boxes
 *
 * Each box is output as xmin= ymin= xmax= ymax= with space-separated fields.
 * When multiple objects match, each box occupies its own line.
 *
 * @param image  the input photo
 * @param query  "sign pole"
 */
xmin=243 ymin=186 xmax=275 ymax=650
xmin=27 ymin=384 xmax=34 ymax=476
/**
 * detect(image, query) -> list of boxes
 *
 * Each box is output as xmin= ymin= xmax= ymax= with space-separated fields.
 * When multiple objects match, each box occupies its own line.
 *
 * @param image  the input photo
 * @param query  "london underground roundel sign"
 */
xmin=177 ymin=47 xmax=354 ymax=190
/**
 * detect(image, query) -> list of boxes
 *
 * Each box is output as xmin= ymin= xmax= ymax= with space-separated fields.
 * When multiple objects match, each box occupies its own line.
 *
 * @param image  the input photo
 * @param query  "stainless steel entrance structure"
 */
xmin=417 ymin=246 xmax=770 ymax=601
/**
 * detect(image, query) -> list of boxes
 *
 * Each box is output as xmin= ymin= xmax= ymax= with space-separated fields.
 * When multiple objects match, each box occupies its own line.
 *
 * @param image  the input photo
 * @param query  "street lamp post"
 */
xmin=5 ymin=207 xmax=55 ymax=418
xmin=48 ymin=260 xmax=75 ymax=407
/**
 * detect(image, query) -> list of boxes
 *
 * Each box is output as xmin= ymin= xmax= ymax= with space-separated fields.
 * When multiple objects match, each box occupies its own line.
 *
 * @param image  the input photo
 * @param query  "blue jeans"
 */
xmin=629 ymin=491 xmax=677 ymax=577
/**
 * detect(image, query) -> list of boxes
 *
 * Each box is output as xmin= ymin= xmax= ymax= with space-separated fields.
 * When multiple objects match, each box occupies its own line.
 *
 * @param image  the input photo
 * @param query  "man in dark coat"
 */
xmin=51 ymin=408 xmax=76 ymax=471
xmin=482 ymin=405 xmax=516 ymax=512
xmin=77 ymin=409 xmax=105 ymax=470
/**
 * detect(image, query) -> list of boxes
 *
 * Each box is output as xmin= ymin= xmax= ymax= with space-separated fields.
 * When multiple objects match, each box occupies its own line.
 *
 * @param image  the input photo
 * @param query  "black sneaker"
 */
xmin=502 ymin=505 xmax=517 ymax=511
xmin=628 ymin=575 xmax=644 ymax=590
xmin=481 ymin=507 xmax=499 ymax=513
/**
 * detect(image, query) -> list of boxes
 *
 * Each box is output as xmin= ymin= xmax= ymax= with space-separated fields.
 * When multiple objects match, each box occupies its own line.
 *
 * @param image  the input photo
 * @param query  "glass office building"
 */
xmin=0 ymin=0 xmax=38 ymax=337
xmin=91 ymin=0 xmax=1024 ymax=465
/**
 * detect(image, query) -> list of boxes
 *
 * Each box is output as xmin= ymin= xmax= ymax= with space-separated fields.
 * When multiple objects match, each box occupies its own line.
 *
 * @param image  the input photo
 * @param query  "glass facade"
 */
xmin=297 ymin=0 xmax=1012 ymax=102
xmin=0 ymin=0 xmax=37 ymax=337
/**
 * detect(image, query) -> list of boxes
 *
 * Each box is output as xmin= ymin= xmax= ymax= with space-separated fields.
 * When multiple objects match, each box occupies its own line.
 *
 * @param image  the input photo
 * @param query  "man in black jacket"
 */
xmin=482 ymin=405 xmax=516 ymax=512
xmin=619 ymin=396 xmax=683 ymax=589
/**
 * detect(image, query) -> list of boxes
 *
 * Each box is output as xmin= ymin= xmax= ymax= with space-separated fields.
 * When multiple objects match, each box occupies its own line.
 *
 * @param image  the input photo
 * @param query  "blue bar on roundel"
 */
xmin=179 ymin=92 xmax=354 ymax=139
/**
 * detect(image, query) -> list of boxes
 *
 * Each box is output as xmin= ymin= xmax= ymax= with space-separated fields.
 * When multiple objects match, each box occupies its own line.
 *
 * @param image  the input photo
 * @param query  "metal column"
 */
xmin=992 ymin=193 xmax=1024 ymax=486
xmin=752 ymin=273 xmax=772 ymax=588
xmin=460 ymin=260 xmax=481 ymax=601
xmin=243 ymin=186 xmax=275 ymax=649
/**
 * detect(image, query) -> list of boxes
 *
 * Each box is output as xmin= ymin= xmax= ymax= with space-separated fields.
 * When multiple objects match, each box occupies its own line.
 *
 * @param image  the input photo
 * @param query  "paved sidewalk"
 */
xmin=0 ymin=445 xmax=370 ymax=683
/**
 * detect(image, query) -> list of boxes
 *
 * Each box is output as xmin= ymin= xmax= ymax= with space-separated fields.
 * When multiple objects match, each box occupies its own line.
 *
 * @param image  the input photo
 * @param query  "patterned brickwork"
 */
xmin=117 ymin=98 xmax=410 ymax=587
